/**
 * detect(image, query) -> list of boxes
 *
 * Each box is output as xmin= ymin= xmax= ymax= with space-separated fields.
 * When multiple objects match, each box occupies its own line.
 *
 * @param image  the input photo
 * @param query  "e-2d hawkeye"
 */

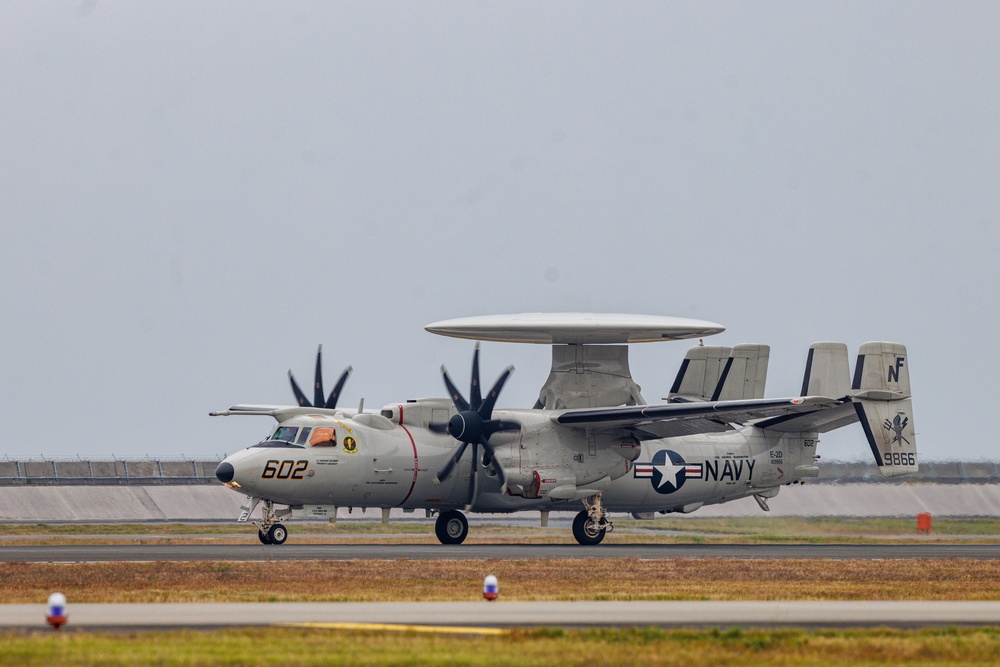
xmin=211 ymin=313 xmax=917 ymax=546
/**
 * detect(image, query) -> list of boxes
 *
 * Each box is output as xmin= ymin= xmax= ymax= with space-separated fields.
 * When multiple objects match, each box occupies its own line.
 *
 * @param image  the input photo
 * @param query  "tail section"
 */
xmin=851 ymin=342 xmax=917 ymax=478
xmin=800 ymin=342 xmax=851 ymax=398
xmin=667 ymin=345 xmax=732 ymax=401
xmin=667 ymin=344 xmax=770 ymax=402
xmin=712 ymin=344 xmax=770 ymax=401
xmin=852 ymin=342 xmax=911 ymax=400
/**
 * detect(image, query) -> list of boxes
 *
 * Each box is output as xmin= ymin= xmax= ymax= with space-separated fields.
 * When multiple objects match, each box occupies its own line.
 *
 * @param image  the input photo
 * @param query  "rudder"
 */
xmin=712 ymin=344 xmax=770 ymax=401
xmin=667 ymin=346 xmax=732 ymax=401
xmin=851 ymin=342 xmax=917 ymax=478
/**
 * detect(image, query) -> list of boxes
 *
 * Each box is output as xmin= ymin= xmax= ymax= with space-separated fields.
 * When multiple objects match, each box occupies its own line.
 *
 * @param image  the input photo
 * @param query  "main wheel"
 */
xmin=267 ymin=523 xmax=288 ymax=545
xmin=258 ymin=529 xmax=271 ymax=545
xmin=435 ymin=510 xmax=468 ymax=545
xmin=572 ymin=510 xmax=606 ymax=546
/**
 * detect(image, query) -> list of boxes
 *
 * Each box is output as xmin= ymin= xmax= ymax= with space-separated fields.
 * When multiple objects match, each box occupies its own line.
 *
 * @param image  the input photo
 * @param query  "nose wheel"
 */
xmin=435 ymin=510 xmax=469 ymax=544
xmin=252 ymin=500 xmax=290 ymax=546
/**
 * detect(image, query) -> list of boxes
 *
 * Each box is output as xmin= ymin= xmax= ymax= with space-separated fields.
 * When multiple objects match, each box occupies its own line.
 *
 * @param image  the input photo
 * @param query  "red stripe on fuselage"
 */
xmin=398 ymin=405 xmax=419 ymax=505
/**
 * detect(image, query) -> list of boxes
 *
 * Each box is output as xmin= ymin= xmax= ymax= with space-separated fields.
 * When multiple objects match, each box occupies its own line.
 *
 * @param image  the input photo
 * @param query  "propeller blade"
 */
xmin=465 ymin=441 xmax=479 ymax=510
xmin=470 ymin=343 xmax=482 ymax=411
xmin=482 ymin=441 xmax=508 ymax=494
xmin=313 ymin=345 xmax=325 ymax=408
xmin=441 ymin=365 xmax=470 ymax=412
xmin=482 ymin=419 xmax=522 ymax=437
xmin=479 ymin=366 xmax=515 ymax=418
xmin=288 ymin=370 xmax=312 ymax=407
xmin=428 ymin=422 xmax=450 ymax=434
xmin=435 ymin=440 xmax=469 ymax=483
xmin=324 ymin=366 xmax=353 ymax=409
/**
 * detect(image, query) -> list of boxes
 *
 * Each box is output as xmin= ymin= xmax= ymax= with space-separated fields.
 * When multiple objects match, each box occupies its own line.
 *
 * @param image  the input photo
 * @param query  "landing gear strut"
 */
xmin=573 ymin=493 xmax=612 ymax=545
xmin=253 ymin=500 xmax=290 ymax=546
xmin=435 ymin=509 xmax=468 ymax=545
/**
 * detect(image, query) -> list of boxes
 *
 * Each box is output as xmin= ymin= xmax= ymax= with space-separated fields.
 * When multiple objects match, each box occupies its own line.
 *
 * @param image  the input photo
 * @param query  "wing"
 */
xmin=209 ymin=404 xmax=348 ymax=422
xmin=553 ymin=396 xmax=845 ymax=438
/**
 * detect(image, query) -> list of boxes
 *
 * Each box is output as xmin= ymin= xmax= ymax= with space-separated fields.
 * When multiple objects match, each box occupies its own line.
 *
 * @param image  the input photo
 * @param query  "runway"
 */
xmin=3 ymin=600 xmax=1000 ymax=630
xmin=3 ymin=542 xmax=1000 ymax=562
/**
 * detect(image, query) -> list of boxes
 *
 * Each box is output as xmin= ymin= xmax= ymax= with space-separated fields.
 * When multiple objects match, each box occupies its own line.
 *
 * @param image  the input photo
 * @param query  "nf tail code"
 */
xmin=851 ymin=342 xmax=917 ymax=478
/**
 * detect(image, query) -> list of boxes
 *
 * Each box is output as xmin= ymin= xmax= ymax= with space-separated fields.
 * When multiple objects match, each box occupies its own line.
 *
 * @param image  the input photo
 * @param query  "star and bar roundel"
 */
xmin=633 ymin=449 xmax=702 ymax=494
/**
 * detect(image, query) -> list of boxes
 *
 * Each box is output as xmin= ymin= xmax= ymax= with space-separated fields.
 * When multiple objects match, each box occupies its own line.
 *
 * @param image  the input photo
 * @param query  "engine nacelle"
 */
xmin=612 ymin=436 xmax=641 ymax=462
xmin=508 ymin=469 xmax=575 ymax=499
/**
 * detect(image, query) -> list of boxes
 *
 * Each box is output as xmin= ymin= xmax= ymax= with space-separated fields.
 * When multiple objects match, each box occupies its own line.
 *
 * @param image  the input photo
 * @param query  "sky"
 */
xmin=1 ymin=2 xmax=998 ymax=462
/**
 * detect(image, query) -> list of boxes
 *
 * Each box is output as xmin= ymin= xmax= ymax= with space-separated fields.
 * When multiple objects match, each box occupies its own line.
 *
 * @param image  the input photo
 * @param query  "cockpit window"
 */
xmin=295 ymin=427 xmax=313 ymax=445
xmin=271 ymin=426 xmax=299 ymax=443
xmin=250 ymin=441 xmax=304 ymax=449
xmin=309 ymin=427 xmax=337 ymax=447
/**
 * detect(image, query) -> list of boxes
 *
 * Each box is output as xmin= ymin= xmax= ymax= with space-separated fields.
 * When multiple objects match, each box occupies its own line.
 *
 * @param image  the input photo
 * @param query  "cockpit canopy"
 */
xmin=260 ymin=425 xmax=338 ymax=447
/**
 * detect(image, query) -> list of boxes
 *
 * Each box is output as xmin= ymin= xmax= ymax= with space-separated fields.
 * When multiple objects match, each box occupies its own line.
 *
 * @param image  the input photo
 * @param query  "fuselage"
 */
xmin=217 ymin=401 xmax=819 ymax=516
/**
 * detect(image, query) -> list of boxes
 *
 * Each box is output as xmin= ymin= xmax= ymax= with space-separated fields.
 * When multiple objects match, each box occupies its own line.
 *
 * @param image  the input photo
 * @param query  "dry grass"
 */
xmin=2 ymin=626 xmax=1000 ymax=666
xmin=3 ymin=517 xmax=1000 ymax=547
xmin=2 ymin=558 xmax=999 ymax=603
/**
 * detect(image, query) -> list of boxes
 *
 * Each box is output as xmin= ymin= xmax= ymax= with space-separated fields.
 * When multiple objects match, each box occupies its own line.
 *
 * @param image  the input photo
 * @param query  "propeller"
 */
xmin=288 ymin=345 xmax=353 ymax=409
xmin=432 ymin=343 xmax=520 ymax=509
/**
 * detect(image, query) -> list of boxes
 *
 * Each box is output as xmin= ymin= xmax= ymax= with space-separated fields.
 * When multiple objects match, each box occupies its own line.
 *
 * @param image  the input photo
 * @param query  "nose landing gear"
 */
xmin=573 ymin=493 xmax=612 ymax=545
xmin=253 ymin=500 xmax=290 ymax=546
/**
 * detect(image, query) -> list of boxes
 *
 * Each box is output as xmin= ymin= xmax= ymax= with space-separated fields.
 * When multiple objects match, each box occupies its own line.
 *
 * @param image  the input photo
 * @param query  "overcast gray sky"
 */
xmin=2 ymin=2 xmax=998 ymax=462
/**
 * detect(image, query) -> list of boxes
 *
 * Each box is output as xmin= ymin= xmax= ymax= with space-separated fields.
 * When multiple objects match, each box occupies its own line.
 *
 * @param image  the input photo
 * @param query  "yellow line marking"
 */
xmin=277 ymin=622 xmax=508 ymax=635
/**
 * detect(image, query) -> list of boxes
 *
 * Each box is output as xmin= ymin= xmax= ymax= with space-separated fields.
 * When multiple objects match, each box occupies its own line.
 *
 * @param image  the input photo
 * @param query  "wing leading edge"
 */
xmin=553 ymin=395 xmax=843 ymax=433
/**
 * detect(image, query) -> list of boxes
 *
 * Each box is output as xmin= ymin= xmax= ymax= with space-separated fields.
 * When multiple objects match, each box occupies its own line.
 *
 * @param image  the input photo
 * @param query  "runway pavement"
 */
xmin=3 ymin=542 xmax=1000 ymax=562
xmin=3 ymin=600 xmax=1000 ymax=630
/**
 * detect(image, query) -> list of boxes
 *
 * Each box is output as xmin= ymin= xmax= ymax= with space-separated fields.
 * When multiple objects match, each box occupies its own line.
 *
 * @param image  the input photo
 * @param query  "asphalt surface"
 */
xmin=5 ymin=601 xmax=1000 ymax=630
xmin=3 ymin=542 xmax=1000 ymax=562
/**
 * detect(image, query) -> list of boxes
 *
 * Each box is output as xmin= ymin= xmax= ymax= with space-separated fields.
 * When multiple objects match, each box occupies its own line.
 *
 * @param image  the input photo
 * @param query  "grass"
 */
xmin=2 ymin=517 xmax=999 ymax=547
xmin=620 ymin=516 xmax=1000 ymax=537
xmin=3 ymin=521 xmax=1000 ymax=664
xmin=3 ymin=558 xmax=1000 ymax=603
xmin=2 ymin=626 xmax=1000 ymax=666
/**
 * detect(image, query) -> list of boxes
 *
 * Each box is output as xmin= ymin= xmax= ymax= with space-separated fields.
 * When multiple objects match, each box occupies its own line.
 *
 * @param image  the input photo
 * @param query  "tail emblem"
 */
xmin=883 ymin=414 xmax=910 ymax=445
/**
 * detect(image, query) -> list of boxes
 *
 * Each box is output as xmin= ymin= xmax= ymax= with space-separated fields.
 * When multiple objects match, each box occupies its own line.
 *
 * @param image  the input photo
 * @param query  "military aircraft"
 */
xmin=211 ymin=314 xmax=917 ymax=546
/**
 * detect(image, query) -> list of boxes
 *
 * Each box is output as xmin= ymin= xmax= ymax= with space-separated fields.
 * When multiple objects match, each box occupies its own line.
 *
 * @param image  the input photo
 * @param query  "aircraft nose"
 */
xmin=215 ymin=461 xmax=235 ymax=484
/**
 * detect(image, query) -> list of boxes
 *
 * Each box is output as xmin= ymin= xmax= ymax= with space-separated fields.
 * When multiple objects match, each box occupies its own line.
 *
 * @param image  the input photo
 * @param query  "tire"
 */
xmin=572 ymin=510 xmax=606 ymax=546
xmin=435 ymin=510 xmax=468 ymax=545
xmin=258 ymin=530 xmax=271 ymax=545
xmin=267 ymin=523 xmax=288 ymax=545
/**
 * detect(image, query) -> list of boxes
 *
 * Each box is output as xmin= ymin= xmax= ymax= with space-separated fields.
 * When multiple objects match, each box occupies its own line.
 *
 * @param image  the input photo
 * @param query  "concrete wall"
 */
xmin=0 ymin=486 xmax=245 ymax=522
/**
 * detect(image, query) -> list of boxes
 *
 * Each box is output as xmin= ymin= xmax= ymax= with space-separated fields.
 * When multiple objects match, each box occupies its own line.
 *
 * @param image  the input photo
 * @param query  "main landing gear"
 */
xmin=435 ymin=509 xmax=469 ymax=545
xmin=573 ymin=492 xmax=612 ymax=546
xmin=254 ymin=499 xmax=290 ymax=546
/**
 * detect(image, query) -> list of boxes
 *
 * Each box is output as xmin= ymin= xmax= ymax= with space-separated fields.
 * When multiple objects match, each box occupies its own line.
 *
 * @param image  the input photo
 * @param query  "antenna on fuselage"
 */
xmin=357 ymin=397 xmax=365 ymax=414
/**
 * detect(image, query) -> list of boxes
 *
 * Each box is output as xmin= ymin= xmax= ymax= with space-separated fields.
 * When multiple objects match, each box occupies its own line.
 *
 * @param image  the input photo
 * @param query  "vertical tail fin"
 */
xmin=711 ymin=344 xmax=770 ymax=401
xmin=667 ymin=345 xmax=731 ymax=401
xmin=852 ymin=342 xmax=911 ymax=400
xmin=851 ymin=342 xmax=917 ymax=478
xmin=800 ymin=342 xmax=851 ymax=397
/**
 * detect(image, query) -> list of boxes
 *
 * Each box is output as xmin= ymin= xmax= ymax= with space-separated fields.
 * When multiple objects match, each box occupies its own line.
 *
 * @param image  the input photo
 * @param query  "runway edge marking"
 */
xmin=277 ymin=621 xmax=508 ymax=635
